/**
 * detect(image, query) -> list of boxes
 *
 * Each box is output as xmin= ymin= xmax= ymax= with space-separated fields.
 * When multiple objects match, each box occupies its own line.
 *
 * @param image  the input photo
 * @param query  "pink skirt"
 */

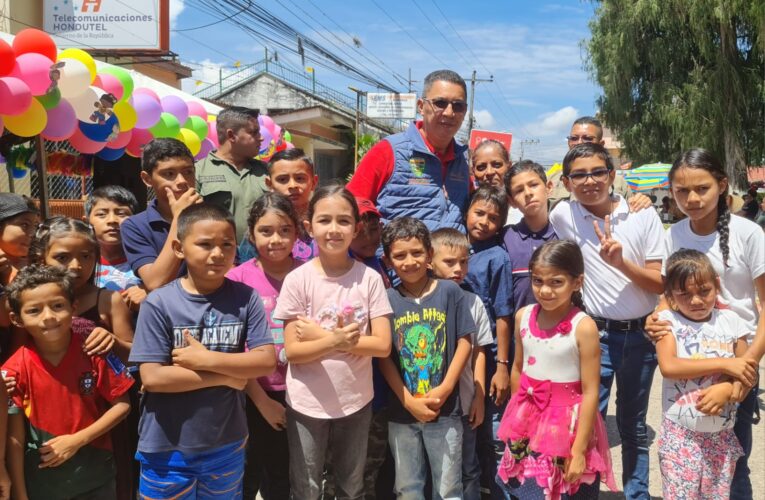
xmin=497 ymin=374 xmax=617 ymax=499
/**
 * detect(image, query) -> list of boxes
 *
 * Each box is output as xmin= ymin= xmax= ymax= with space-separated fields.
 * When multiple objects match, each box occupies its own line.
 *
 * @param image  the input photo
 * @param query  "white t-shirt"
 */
xmin=659 ymin=309 xmax=751 ymax=432
xmin=273 ymin=260 xmax=393 ymax=419
xmin=663 ymin=215 xmax=765 ymax=342
xmin=459 ymin=291 xmax=494 ymax=415
xmin=550 ymin=196 xmax=665 ymax=319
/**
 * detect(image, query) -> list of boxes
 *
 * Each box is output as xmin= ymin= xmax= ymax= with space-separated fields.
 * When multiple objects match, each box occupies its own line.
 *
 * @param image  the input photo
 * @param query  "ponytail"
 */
xmin=571 ymin=290 xmax=586 ymax=313
xmin=715 ymin=194 xmax=730 ymax=267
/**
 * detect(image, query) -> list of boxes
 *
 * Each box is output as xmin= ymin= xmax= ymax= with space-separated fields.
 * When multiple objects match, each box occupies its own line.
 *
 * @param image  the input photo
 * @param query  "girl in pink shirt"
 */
xmin=226 ymin=192 xmax=304 ymax=499
xmin=273 ymin=185 xmax=393 ymax=498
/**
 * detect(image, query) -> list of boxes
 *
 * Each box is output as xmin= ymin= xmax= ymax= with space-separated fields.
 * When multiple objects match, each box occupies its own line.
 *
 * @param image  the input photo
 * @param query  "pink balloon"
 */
xmin=207 ymin=120 xmax=219 ymax=147
xmin=41 ymin=99 xmax=77 ymax=141
xmin=161 ymin=95 xmax=189 ymax=125
xmin=285 ymin=141 xmax=295 ymax=150
xmin=272 ymin=124 xmax=282 ymax=139
xmin=93 ymin=73 xmax=123 ymax=101
xmin=132 ymin=87 xmax=160 ymax=102
xmin=258 ymin=127 xmax=273 ymax=153
xmin=125 ymin=128 xmax=154 ymax=157
xmin=68 ymin=127 xmax=106 ymax=154
xmin=107 ymin=129 xmax=132 ymax=149
xmin=195 ymin=138 xmax=215 ymax=161
xmin=186 ymin=100 xmax=207 ymax=119
xmin=0 ymin=77 xmax=33 ymax=115
xmin=258 ymin=114 xmax=275 ymax=131
xmin=10 ymin=53 xmax=53 ymax=96
xmin=131 ymin=93 xmax=162 ymax=129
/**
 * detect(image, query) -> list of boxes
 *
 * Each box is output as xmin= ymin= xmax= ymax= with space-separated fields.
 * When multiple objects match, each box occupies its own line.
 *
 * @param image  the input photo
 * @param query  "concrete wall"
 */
xmin=220 ymin=75 xmax=319 ymax=114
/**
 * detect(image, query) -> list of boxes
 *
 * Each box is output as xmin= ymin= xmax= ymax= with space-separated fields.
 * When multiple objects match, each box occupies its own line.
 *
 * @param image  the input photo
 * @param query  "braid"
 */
xmin=716 ymin=194 xmax=730 ymax=267
xmin=571 ymin=290 xmax=586 ymax=313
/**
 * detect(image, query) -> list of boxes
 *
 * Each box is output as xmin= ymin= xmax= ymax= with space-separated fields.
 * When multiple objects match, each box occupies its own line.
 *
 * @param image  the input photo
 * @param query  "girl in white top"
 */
xmin=656 ymin=148 xmax=765 ymax=497
xmin=655 ymin=249 xmax=756 ymax=499
xmin=273 ymin=185 xmax=392 ymax=498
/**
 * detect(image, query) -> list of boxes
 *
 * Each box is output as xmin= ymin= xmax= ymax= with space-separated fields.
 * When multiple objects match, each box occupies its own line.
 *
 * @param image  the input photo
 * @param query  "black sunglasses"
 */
xmin=423 ymin=97 xmax=468 ymax=114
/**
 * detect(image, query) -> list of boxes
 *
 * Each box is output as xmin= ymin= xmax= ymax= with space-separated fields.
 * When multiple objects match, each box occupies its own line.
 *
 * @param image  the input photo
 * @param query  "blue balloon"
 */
xmin=96 ymin=146 xmax=125 ymax=161
xmin=79 ymin=114 xmax=119 ymax=142
xmin=11 ymin=167 xmax=28 ymax=179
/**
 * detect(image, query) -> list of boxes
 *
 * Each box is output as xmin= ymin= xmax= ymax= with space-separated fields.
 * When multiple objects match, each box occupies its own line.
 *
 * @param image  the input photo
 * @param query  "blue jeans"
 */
xmin=136 ymin=439 xmax=246 ymax=499
xmin=389 ymin=416 xmax=463 ymax=500
xmin=598 ymin=327 xmax=657 ymax=500
xmin=461 ymin=416 xmax=481 ymax=500
xmin=477 ymin=355 xmax=508 ymax=499
xmin=730 ymin=381 xmax=759 ymax=499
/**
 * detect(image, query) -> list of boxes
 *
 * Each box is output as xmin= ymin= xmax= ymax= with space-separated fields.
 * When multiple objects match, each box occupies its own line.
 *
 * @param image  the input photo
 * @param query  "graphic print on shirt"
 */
xmin=314 ymin=301 xmax=368 ymax=331
xmin=172 ymin=309 xmax=245 ymax=352
xmin=394 ymin=308 xmax=447 ymax=396
xmin=666 ymin=322 xmax=737 ymax=427
xmin=262 ymin=295 xmax=287 ymax=366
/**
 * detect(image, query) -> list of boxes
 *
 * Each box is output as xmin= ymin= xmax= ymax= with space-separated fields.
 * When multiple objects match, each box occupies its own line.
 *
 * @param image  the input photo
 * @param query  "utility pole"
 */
xmin=467 ymin=70 xmax=493 ymax=139
xmin=348 ymin=86 xmax=367 ymax=169
xmin=518 ymin=139 xmax=540 ymax=160
xmin=407 ymin=68 xmax=418 ymax=93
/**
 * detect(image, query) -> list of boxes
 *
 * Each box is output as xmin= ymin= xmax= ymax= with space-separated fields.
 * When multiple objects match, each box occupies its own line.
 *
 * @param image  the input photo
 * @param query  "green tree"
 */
xmin=586 ymin=0 xmax=764 ymax=188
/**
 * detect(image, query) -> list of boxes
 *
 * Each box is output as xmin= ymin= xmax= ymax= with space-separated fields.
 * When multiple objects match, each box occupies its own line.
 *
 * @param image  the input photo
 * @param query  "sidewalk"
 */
xmin=600 ymin=360 xmax=765 ymax=498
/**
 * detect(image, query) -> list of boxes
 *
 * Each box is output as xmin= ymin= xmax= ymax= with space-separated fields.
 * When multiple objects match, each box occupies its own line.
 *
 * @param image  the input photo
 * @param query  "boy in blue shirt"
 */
xmin=121 ymin=138 xmax=202 ymax=291
xmin=380 ymin=217 xmax=474 ymax=499
xmin=462 ymin=184 xmax=514 ymax=498
xmin=129 ymin=203 xmax=275 ymax=498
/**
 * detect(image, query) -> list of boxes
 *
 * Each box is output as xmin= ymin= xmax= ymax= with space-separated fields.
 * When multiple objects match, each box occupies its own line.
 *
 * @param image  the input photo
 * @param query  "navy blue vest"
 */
xmin=376 ymin=123 xmax=470 ymax=233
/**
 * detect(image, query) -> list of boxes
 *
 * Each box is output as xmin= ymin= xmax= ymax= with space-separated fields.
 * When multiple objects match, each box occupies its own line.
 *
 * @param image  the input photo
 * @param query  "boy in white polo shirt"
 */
xmin=550 ymin=143 xmax=664 ymax=500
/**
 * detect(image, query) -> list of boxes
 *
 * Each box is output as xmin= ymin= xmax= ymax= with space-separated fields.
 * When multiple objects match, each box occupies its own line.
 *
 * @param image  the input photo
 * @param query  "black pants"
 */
xmin=243 ymin=390 xmax=290 ymax=500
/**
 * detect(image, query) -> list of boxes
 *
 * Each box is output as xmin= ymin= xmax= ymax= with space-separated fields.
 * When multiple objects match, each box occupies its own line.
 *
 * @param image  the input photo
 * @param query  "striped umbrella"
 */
xmin=625 ymin=163 xmax=671 ymax=191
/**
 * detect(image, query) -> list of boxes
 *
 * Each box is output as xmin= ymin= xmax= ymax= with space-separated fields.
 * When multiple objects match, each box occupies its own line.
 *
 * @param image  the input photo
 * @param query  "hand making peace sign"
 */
xmin=592 ymin=215 xmax=624 ymax=268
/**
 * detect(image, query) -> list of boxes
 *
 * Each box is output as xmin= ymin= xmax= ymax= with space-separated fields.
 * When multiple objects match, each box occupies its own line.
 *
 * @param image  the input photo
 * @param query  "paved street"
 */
xmin=601 ymin=360 xmax=765 ymax=498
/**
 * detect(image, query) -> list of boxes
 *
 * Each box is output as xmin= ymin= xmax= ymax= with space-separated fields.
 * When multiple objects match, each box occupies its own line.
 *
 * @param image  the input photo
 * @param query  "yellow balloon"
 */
xmin=113 ymin=100 xmax=137 ymax=131
xmin=177 ymin=128 xmax=201 ymax=156
xmin=3 ymin=99 xmax=47 ymax=137
xmin=58 ymin=48 xmax=97 ymax=83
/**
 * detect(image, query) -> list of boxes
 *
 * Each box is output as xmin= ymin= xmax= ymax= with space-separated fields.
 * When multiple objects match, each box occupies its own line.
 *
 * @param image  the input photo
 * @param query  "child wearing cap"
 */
xmin=0 ymin=193 xmax=39 ymax=331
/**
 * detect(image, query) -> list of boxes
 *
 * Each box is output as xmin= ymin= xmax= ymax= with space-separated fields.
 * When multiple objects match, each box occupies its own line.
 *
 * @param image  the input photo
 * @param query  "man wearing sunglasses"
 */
xmin=347 ymin=69 xmax=471 ymax=233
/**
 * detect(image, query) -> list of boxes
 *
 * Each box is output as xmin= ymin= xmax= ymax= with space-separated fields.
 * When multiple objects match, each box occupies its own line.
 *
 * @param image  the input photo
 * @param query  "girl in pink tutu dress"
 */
xmin=496 ymin=240 xmax=616 ymax=499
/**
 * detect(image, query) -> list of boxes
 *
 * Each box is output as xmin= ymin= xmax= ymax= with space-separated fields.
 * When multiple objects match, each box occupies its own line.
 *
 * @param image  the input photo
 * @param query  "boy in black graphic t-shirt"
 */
xmin=379 ymin=217 xmax=474 ymax=498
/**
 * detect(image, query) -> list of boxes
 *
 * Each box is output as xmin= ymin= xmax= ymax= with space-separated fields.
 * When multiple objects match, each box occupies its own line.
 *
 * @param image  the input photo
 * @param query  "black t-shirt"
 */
xmin=386 ymin=279 xmax=475 ymax=423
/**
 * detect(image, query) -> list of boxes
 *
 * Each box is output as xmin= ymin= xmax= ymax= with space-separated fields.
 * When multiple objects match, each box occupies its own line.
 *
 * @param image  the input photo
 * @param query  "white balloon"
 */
xmin=57 ymin=59 xmax=91 ymax=98
xmin=67 ymin=86 xmax=100 ymax=122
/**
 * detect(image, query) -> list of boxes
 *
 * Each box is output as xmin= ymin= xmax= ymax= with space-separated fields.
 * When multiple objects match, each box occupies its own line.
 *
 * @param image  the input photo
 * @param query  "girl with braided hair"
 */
xmin=652 ymin=148 xmax=765 ymax=498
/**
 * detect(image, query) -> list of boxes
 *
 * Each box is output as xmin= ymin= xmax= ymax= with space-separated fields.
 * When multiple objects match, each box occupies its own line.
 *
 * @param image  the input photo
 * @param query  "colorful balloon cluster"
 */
xmin=255 ymin=114 xmax=295 ymax=162
xmin=0 ymin=29 xmax=219 ymax=162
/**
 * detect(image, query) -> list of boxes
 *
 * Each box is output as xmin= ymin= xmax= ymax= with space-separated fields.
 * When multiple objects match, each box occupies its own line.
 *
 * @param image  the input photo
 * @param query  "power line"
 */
xmin=172 ymin=0 xmax=252 ymax=32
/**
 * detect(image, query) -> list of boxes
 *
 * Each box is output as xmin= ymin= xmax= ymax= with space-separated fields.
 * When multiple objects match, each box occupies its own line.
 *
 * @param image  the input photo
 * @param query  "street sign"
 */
xmin=469 ymin=129 xmax=513 ymax=153
xmin=366 ymin=93 xmax=417 ymax=119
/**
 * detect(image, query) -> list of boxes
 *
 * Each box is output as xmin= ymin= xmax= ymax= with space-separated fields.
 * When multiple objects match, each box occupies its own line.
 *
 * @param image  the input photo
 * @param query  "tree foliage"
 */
xmin=586 ymin=0 xmax=764 ymax=188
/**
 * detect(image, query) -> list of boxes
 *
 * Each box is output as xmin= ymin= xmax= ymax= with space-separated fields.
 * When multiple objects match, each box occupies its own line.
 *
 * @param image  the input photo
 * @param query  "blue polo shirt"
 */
xmin=121 ymin=199 xmax=186 ymax=277
xmin=463 ymin=237 xmax=514 ymax=337
xmin=502 ymin=220 xmax=557 ymax=313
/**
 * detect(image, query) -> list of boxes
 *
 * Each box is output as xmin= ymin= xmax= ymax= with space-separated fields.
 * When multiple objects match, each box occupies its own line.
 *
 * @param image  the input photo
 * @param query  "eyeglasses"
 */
xmin=565 ymin=168 xmax=612 ymax=185
xmin=567 ymin=135 xmax=598 ymax=143
xmin=423 ymin=97 xmax=468 ymax=114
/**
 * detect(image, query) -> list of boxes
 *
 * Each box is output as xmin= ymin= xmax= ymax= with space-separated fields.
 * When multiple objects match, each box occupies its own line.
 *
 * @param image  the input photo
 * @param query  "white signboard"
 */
xmin=44 ymin=0 xmax=162 ymax=50
xmin=366 ymin=93 xmax=417 ymax=119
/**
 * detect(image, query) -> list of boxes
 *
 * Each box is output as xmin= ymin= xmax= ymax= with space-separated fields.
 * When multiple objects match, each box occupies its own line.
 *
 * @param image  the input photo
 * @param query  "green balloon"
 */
xmin=100 ymin=66 xmax=134 ymax=102
xmin=36 ymin=87 xmax=61 ymax=110
xmin=150 ymin=112 xmax=181 ymax=138
xmin=185 ymin=115 xmax=208 ymax=142
xmin=283 ymin=130 xmax=292 ymax=142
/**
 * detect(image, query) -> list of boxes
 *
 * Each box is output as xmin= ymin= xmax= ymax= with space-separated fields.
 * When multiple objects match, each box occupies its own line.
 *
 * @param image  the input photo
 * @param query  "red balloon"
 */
xmin=12 ymin=29 xmax=57 ymax=61
xmin=0 ymin=39 xmax=14 ymax=76
xmin=69 ymin=127 xmax=106 ymax=154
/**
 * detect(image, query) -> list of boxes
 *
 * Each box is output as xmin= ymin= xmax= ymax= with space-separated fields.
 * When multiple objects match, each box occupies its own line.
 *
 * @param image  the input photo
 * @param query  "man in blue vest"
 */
xmin=347 ymin=70 xmax=471 ymax=232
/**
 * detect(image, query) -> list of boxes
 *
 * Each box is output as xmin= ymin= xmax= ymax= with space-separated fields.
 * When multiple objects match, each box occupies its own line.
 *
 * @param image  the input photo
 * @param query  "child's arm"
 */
xmin=245 ymin=380 xmax=286 ymax=431
xmin=283 ymin=318 xmax=360 ymax=364
xmin=0 ymin=375 xmax=10 ymax=500
xmin=345 ymin=316 xmax=392 ymax=358
xmin=139 ymin=362 xmax=247 ymax=393
xmin=469 ymin=345 xmax=486 ymax=429
xmin=565 ymin=316 xmax=600 ymax=483
xmin=170 ymin=330 xmax=276 ymax=380
xmin=379 ymin=356 xmax=439 ymax=423
xmin=490 ymin=315 xmax=511 ymax=405
xmin=592 ymin=216 xmax=664 ymax=294
xmin=742 ymin=274 xmax=765 ymax=363
xmin=135 ymin=188 xmax=201 ymax=291
xmin=7 ymin=414 xmax=26 ymax=500
xmin=509 ymin=309 xmax=525 ymax=395
xmin=82 ymin=290 xmax=134 ymax=361
xmin=425 ymin=336 xmax=472 ymax=409
xmin=644 ymin=295 xmax=672 ymax=341
xmin=656 ymin=333 xmax=758 ymax=385
xmin=121 ymin=285 xmax=147 ymax=312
